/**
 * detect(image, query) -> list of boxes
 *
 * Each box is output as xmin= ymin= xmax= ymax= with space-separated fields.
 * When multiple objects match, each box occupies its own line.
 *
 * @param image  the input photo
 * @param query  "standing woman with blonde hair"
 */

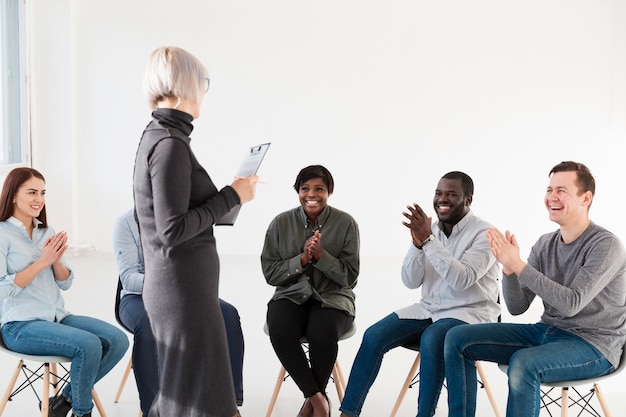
xmin=133 ymin=46 xmax=258 ymax=417
xmin=0 ymin=167 xmax=128 ymax=417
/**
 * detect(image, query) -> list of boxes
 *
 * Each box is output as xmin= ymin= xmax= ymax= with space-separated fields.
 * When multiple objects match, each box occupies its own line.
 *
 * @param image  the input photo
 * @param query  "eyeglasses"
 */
xmin=204 ymin=77 xmax=211 ymax=93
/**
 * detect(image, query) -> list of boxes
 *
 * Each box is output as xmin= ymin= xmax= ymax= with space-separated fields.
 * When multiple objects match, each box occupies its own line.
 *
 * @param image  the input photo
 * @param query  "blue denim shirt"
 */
xmin=112 ymin=209 xmax=144 ymax=298
xmin=0 ymin=217 xmax=74 ymax=326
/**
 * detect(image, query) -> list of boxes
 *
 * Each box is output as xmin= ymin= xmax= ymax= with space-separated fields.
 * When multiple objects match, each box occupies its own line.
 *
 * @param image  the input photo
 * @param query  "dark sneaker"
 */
xmin=40 ymin=395 xmax=72 ymax=417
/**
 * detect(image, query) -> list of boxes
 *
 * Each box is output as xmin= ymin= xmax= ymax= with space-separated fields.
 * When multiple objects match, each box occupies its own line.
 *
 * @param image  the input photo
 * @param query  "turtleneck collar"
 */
xmin=152 ymin=108 xmax=194 ymax=136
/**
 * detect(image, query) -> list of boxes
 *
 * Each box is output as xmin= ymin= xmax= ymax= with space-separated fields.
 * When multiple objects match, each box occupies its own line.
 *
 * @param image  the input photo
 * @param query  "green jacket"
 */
xmin=261 ymin=205 xmax=360 ymax=316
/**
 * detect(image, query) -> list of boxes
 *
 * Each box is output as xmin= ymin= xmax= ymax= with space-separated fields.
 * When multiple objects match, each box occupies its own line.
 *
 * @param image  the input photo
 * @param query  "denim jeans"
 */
xmin=339 ymin=313 xmax=466 ymax=417
xmin=444 ymin=322 xmax=614 ymax=417
xmin=119 ymin=294 xmax=159 ymax=416
xmin=1 ymin=315 xmax=129 ymax=417
xmin=219 ymin=299 xmax=245 ymax=406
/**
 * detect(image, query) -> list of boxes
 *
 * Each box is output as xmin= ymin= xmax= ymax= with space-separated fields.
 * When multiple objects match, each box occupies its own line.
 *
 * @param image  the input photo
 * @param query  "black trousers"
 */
xmin=267 ymin=298 xmax=354 ymax=397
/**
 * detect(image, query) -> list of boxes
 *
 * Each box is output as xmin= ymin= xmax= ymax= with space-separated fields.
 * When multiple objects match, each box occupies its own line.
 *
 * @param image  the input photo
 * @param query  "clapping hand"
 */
xmin=402 ymin=203 xmax=432 ymax=248
xmin=486 ymin=227 xmax=525 ymax=275
xmin=304 ymin=230 xmax=323 ymax=262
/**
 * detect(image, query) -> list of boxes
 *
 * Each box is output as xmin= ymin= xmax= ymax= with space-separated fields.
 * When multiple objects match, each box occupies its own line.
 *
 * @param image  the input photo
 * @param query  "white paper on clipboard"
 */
xmin=215 ymin=142 xmax=271 ymax=226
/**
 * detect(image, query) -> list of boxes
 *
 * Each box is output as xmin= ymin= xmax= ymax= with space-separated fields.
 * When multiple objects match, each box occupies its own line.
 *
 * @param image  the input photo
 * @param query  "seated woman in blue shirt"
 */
xmin=0 ymin=167 xmax=128 ymax=417
xmin=112 ymin=208 xmax=245 ymax=415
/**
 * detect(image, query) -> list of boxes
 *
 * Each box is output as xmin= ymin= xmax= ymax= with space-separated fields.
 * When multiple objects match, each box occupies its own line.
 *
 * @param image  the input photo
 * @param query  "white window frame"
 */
xmin=0 ymin=0 xmax=29 ymax=175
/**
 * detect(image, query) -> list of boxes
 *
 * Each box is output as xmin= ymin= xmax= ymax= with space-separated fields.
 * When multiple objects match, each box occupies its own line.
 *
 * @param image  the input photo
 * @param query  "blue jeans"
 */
xmin=444 ymin=322 xmax=614 ymax=417
xmin=1 ymin=315 xmax=128 ymax=416
xmin=119 ymin=294 xmax=159 ymax=416
xmin=119 ymin=295 xmax=245 ymax=414
xmin=339 ymin=313 xmax=466 ymax=417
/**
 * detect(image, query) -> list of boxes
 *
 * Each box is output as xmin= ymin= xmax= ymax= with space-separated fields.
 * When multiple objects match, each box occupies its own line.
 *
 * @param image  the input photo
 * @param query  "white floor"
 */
xmin=1 ymin=251 xmax=625 ymax=417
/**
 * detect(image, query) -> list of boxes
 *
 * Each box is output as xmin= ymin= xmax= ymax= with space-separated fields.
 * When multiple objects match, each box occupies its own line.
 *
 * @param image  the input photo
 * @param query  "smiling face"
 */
xmin=545 ymin=170 xmax=591 ymax=226
xmin=298 ymin=177 xmax=329 ymax=222
xmin=12 ymin=176 xmax=46 ymax=227
xmin=432 ymin=178 xmax=471 ymax=230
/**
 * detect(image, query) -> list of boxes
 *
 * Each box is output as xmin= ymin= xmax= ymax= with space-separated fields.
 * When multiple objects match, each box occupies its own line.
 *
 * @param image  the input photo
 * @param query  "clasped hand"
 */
xmin=40 ymin=231 xmax=68 ymax=267
xmin=303 ymin=230 xmax=323 ymax=263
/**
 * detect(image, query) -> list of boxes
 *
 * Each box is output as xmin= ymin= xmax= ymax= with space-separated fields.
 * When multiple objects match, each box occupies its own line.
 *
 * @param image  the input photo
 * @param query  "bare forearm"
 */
xmin=52 ymin=261 xmax=71 ymax=281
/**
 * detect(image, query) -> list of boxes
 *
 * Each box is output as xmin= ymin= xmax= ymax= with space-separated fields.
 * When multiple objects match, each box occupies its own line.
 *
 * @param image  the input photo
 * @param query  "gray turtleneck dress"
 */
xmin=133 ymin=108 xmax=240 ymax=417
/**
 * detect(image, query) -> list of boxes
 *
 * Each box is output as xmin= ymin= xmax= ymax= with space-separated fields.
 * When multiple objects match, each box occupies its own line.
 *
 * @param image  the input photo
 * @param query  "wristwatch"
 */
xmin=421 ymin=233 xmax=435 ymax=247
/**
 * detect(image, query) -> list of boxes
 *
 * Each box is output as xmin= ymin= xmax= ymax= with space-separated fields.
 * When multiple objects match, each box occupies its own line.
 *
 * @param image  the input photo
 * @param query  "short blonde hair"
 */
xmin=143 ymin=46 xmax=208 ymax=110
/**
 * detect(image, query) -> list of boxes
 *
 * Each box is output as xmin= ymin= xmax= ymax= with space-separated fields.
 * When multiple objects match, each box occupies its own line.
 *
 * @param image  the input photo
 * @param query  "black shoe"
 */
xmin=40 ymin=395 xmax=72 ymax=417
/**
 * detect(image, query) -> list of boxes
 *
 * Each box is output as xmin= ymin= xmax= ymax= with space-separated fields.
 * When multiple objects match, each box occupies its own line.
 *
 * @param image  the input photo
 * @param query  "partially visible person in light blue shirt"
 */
xmin=0 ymin=167 xmax=128 ymax=417
xmin=339 ymin=171 xmax=500 ymax=417
xmin=113 ymin=208 xmax=245 ymax=415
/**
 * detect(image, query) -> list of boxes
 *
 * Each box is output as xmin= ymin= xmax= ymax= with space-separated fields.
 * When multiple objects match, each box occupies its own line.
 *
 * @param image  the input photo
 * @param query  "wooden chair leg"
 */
xmin=476 ymin=361 xmax=501 ymax=417
xmin=389 ymin=353 xmax=421 ymax=417
xmin=333 ymin=360 xmax=347 ymax=399
xmin=114 ymin=357 xmax=133 ymax=403
xmin=332 ymin=361 xmax=345 ymax=402
xmin=593 ymin=383 xmax=612 ymax=417
xmin=265 ymin=366 xmax=287 ymax=417
xmin=0 ymin=360 xmax=24 ymax=415
xmin=41 ymin=363 xmax=51 ymax=417
xmin=91 ymin=388 xmax=107 ymax=417
xmin=560 ymin=387 xmax=569 ymax=417
xmin=50 ymin=363 xmax=61 ymax=396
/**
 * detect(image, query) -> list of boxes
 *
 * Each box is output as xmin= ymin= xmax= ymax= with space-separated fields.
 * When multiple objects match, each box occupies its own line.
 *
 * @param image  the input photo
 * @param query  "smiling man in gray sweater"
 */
xmin=444 ymin=160 xmax=626 ymax=417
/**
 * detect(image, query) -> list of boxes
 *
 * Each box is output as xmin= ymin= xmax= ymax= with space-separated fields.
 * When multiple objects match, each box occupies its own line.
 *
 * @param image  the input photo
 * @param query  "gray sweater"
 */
xmin=503 ymin=222 xmax=626 ymax=367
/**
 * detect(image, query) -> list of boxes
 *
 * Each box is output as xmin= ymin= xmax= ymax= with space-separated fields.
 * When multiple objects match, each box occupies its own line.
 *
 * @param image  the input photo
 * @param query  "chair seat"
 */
xmin=0 ymin=338 xmax=72 ymax=363
xmin=401 ymin=341 xmax=420 ymax=352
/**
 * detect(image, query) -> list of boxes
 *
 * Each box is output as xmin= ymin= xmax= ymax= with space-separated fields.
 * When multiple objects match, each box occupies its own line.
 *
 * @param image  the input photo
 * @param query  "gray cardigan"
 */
xmin=503 ymin=222 xmax=626 ymax=367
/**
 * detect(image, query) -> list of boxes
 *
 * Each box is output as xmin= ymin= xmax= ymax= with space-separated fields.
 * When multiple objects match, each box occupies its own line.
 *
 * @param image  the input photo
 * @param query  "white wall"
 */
xmin=24 ymin=0 xmax=626 ymax=258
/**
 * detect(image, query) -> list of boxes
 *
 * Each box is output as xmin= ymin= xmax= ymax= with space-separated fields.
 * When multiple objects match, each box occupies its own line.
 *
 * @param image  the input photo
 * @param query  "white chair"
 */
xmin=497 ymin=344 xmax=626 ymax=417
xmin=0 ymin=335 xmax=107 ymax=417
xmin=263 ymin=322 xmax=356 ymax=417
xmin=389 ymin=341 xmax=501 ymax=417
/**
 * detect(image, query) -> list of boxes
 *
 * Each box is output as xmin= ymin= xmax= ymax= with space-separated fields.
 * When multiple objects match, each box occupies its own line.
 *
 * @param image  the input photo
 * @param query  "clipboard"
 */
xmin=215 ymin=142 xmax=271 ymax=226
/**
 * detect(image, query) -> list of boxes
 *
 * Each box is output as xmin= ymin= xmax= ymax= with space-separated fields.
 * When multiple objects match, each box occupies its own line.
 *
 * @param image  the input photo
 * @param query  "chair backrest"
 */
xmin=114 ymin=276 xmax=132 ymax=333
